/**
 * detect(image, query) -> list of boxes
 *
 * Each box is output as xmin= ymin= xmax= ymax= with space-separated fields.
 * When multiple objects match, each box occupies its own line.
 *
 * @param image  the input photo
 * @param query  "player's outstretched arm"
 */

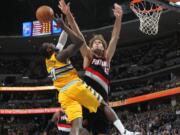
xmin=55 ymin=17 xmax=84 ymax=63
xmin=58 ymin=0 xmax=91 ymax=58
xmin=105 ymin=3 xmax=123 ymax=62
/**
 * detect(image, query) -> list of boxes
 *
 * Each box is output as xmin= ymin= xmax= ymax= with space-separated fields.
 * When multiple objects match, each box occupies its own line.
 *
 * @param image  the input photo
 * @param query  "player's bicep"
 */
xmin=83 ymin=56 xmax=91 ymax=69
xmin=80 ymin=44 xmax=91 ymax=57
xmin=56 ymin=44 xmax=79 ymax=63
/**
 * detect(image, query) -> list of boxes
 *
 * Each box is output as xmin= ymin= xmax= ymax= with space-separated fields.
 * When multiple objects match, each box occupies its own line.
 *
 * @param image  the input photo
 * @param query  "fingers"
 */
xmin=114 ymin=9 xmax=121 ymax=15
xmin=67 ymin=2 xmax=71 ymax=11
xmin=61 ymin=0 xmax=66 ymax=6
xmin=58 ymin=14 xmax=65 ymax=27
xmin=58 ymin=3 xmax=63 ymax=11
xmin=114 ymin=3 xmax=121 ymax=9
xmin=114 ymin=13 xmax=120 ymax=17
xmin=55 ymin=13 xmax=60 ymax=18
xmin=112 ymin=10 xmax=121 ymax=18
xmin=58 ymin=0 xmax=65 ymax=10
xmin=113 ymin=3 xmax=123 ymax=17
xmin=59 ymin=0 xmax=66 ymax=8
xmin=67 ymin=2 xmax=70 ymax=7
xmin=113 ymin=3 xmax=122 ymax=12
xmin=59 ymin=0 xmax=65 ymax=6
xmin=58 ymin=0 xmax=70 ymax=15
xmin=113 ymin=11 xmax=120 ymax=17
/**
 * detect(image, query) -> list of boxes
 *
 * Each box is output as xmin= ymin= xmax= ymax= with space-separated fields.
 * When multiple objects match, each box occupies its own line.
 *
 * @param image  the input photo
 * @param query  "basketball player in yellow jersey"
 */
xmin=40 ymin=17 xmax=140 ymax=135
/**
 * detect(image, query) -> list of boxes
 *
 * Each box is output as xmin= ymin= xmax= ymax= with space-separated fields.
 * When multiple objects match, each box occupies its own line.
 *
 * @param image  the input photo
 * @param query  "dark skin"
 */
xmin=42 ymin=18 xmax=90 ymax=135
xmin=42 ymin=18 xmax=119 ymax=135
xmin=43 ymin=18 xmax=83 ymax=62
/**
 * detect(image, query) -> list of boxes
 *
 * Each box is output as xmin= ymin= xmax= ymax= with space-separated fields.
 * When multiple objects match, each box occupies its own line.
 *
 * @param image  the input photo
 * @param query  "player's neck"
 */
xmin=92 ymin=49 xmax=105 ymax=59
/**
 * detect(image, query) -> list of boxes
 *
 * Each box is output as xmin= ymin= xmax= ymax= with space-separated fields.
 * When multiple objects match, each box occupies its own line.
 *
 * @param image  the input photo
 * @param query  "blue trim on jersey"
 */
xmin=55 ymin=68 xmax=74 ymax=77
xmin=56 ymin=64 xmax=73 ymax=73
xmin=60 ymin=79 xmax=79 ymax=92
xmin=49 ymin=67 xmax=74 ymax=81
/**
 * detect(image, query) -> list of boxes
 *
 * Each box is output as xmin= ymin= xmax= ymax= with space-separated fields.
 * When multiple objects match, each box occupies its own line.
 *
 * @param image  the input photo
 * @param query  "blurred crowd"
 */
xmin=0 ymin=101 xmax=179 ymax=135
xmin=0 ymin=75 xmax=179 ymax=108
xmin=0 ymin=114 xmax=51 ymax=135
xmin=0 ymin=32 xmax=179 ymax=85
xmin=0 ymin=28 xmax=180 ymax=135
xmin=110 ymin=32 xmax=180 ymax=80
xmin=0 ymin=32 xmax=179 ymax=103
xmin=110 ymin=75 xmax=180 ymax=101
xmin=0 ymin=91 xmax=58 ymax=109
xmin=110 ymin=102 xmax=180 ymax=135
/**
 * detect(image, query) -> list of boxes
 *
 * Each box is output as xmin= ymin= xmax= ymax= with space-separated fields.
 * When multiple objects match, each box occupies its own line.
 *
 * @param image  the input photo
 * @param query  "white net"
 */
xmin=130 ymin=0 xmax=163 ymax=35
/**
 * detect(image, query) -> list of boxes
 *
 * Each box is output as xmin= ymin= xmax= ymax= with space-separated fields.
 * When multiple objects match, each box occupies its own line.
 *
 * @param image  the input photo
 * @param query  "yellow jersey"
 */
xmin=45 ymin=53 xmax=79 ymax=89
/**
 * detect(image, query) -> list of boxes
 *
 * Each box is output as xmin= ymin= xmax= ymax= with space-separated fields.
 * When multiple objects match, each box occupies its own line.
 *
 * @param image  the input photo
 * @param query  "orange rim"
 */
xmin=130 ymin=0 xmax=163 ymax=12
xmin=130 ymin=0 xmax=143 ymax=4
xmin=131 ymin=7 xmax=163 ymax=13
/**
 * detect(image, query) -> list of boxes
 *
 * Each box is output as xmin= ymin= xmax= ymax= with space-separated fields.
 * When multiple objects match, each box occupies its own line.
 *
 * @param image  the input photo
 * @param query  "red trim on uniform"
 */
xmin=85 ymin=67 xmax=109 ymax=84
xmin=57 ymin=123 xmax=72 ymax=128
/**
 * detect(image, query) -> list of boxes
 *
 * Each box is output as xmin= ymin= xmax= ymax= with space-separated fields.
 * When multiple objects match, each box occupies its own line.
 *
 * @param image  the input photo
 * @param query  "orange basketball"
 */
xmin=36 ymin=5 xmax=54 ymax=23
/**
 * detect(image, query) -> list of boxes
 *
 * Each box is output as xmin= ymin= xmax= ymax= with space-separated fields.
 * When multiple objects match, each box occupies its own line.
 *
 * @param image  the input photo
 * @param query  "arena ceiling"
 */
xmin=0 ymin=0 xmax=179 ymax=36
xmin=0 ymin=0 xmax=134 ymax=35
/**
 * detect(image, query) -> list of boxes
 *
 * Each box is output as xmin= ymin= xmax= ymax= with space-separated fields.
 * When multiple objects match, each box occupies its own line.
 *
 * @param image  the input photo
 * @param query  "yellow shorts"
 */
xmin=58 ymin=79 xmax=102 ymax=122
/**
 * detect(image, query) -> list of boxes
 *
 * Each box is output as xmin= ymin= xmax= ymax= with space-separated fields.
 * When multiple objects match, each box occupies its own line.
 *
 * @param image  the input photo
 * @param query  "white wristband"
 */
xmin=56 ymin=30 xmax=68 ymax=51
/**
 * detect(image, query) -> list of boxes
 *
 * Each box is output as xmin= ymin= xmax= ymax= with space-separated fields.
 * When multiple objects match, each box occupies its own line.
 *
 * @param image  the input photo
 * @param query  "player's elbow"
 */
xmin=111 ymin=35 xmax=119 ymax=43
xmin=76 ymin=38 xmax=84 ymax=50
xmin=78 ymin=37 xmax=84 ymax=47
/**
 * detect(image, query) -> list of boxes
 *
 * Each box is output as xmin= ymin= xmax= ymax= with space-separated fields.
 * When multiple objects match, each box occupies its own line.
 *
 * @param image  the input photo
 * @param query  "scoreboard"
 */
xmin=22 ymin=20 xmax=62 ymax=37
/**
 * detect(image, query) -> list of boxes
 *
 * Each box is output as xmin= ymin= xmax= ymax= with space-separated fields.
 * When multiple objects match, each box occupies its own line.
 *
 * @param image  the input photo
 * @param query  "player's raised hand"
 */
xmin=58 ymin=0 xmax=70 ymax=15
xmin=55 ymin=14 xmax=66 ymax=29
xmin=113 ymin=3 xmax=123 ymax=18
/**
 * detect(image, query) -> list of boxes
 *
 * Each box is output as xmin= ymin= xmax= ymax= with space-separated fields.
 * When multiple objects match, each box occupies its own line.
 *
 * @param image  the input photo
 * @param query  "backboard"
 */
xmin=144 ymin=0 xmax=180 ymax=11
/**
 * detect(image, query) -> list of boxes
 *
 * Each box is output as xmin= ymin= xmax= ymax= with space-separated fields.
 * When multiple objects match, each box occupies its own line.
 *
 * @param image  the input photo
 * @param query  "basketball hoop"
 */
xmin=130 ymin=0 xmax=163 ymax=35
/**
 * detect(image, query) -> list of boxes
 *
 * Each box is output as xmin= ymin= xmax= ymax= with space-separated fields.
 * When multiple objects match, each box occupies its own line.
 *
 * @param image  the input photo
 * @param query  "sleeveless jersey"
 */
xmin=45 ymin=53 xmax=79 ymax=89
xmin=84 ymin=56 xmax=110 ymax=98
